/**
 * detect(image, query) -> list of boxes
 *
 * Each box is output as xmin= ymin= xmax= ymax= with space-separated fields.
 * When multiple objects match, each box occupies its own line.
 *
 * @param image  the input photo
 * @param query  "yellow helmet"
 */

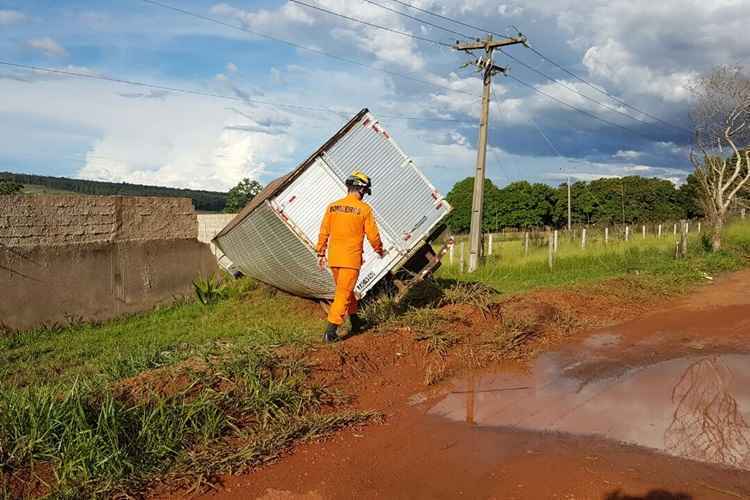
xmin=345 ymin=171 xmax=372 ymax=195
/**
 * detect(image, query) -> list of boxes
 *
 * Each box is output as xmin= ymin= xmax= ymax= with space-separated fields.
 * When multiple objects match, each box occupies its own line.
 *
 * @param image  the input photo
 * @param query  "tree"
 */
xmin=224 ymin=178 xmax=263 ymax=213
xmin=0 ymin=180 xmax=22 ymax=195
xmin=445 ymin=177 xmax=499 ymax=233
xmin=690 ymin=66 xmax=750 ymax=251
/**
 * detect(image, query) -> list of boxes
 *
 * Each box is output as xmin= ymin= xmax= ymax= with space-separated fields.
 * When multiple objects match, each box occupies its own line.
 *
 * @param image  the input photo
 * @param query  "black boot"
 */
xmin=349 ymin=314 xmax=367 ymax=335
xmin=322 ymin=322 xmax=339 ymax=343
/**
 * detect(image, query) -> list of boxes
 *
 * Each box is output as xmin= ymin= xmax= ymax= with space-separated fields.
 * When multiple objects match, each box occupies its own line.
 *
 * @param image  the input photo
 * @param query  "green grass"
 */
xmin=437 ymin=221 xmax=750 ymax=294
xmin=0 ymin=346 xmax=375 ymax=498
xmin=0 ymin=283 xmax=324 ymax=389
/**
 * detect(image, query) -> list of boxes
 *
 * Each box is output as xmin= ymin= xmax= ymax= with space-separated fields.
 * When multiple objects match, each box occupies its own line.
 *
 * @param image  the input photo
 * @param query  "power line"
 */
xmin=138 ymin=0 xmax=476 ymax=98
xmin=385 ymin=0 xmax=512 ymax=38
xmin=359 ymin=0 xmax=474 ymax=39
xmin=524 ymin=45 xmax=690 ymax=133
xmin=287 ymin=0 xmax=452 ymax=47
xmin=385 ymin=0 xmax=688 ymax=133
xmin=0 ymin=60 xmax=476 ymax=124
xmin=499 ymin=48 xmax=667 ymax=131
xmin=506 ymin=73 xmax=655 ymax=141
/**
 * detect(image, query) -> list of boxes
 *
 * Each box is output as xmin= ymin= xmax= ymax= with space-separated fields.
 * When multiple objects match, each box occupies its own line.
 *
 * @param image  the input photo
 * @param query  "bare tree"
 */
xmin=690 ymin=66 xmax=750 ymax=251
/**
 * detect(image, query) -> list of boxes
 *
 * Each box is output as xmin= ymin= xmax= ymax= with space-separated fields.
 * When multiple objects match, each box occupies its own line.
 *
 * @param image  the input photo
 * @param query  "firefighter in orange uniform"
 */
xmin=316 ymin=171 xmax=385 ymax=342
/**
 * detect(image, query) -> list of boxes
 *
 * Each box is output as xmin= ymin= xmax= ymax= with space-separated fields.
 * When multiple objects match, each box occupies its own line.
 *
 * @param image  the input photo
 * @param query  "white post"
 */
xmin=460 ymin=241 xmax=465 ymax=273
xmin=605 ymin=227 xmax=609 ymax=245
xmin=524 ymin=231 xmax=529 ymax=257
xmin=554 ymin=230 xmax=559 ymax=253
xmin=449 ymin=241 xmax=454 ymax=265
xmin=625 ymin=226 xmax=630 ymax=241
xmin=697 ymin=221 xmax=701 ymax=233
xmin=488 ymin=233 xmax=493 ymax=256
xmin=658 ymin=224 xmax=662 ymax=239
xmin=673 ymin=223 xmax=677 ymax=239
xmin=686 ymin=221 xmax=690 ymax=233
xmin=581 ymin=228 xmax=587 ymax=249
xmin=548 ymin=232 xmax=554 ymax=269
xmin=642 ymin=225 xmax=646 ymax=239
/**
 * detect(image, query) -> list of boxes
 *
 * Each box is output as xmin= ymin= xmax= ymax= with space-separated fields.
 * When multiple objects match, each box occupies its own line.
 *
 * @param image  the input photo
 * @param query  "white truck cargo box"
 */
xmin=213 ymin=109 xmax=452 ymax=300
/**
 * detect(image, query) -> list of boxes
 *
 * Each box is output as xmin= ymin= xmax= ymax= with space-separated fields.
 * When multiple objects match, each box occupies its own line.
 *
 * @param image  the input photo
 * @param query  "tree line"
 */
xmin=445 ymin=175 xmax=706 ymax=233
xmin=0 ymin=172 xmax=228 ymax=212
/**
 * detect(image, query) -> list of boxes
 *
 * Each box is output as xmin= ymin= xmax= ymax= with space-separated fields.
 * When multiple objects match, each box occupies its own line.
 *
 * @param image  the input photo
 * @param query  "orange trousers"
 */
xmin=328 ymin=267 xmax=359 ymax=325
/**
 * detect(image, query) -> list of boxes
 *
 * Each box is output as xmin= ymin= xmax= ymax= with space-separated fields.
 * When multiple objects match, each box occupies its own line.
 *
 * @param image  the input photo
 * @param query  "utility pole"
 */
xmin=455 ymin=34 xmax=526 ymax=272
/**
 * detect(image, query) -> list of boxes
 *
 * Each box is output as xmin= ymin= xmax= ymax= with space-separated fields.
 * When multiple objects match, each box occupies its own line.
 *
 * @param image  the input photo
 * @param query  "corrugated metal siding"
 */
xmin=217 ymin=202 xmax=335 ymax=299
xmin=323 ymin=114 xmax=450 ymax=251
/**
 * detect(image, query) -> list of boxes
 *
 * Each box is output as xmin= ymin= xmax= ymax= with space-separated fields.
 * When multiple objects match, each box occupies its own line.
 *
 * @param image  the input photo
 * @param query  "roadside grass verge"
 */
xmin=0 ymin=345 xmax=377 ymax=498
xmin=437 ymin=221 xmax=750 ymax=294
xmin=0 ymin=281 xmax=323 ymax=389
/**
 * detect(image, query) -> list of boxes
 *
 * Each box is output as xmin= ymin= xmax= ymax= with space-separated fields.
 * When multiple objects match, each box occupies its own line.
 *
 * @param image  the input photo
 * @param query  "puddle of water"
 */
xmin=430 ymin=353 xmax=750 ymax=471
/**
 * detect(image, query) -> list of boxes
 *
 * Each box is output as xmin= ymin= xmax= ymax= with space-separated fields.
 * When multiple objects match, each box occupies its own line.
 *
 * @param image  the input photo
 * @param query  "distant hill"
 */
xmin=0 ymin=172 xmax=227 ymax=212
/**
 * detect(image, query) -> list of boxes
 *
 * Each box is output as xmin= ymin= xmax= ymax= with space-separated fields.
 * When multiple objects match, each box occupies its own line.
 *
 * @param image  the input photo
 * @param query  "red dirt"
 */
xmin=163 ymin=271 xmax=750 ymax=500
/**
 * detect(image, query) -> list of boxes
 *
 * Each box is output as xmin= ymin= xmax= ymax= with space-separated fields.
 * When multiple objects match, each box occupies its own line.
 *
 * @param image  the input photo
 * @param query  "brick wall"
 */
xmin=0 ymin=195 xmax=197 ymax=247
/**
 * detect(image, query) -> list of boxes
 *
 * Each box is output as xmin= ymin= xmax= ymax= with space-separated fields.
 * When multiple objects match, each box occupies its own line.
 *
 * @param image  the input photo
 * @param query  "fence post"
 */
xmin=460 ymin=241 xmax=465 ymax=272
xmin=677 ymin=220 xmax=688 ymax=258
xmin=686 ymin=221 xmax=690 ymax=233
xmin=697 ymin=222 xmax=701 ymax=233
xmin=449 ymin=240 xmax=454 ymax=265
xmin=488 ymin=233 xmax=493 ymax=256
xmin=658 ymin=224 xmax=662 ymax=239
xmin=581 ymin=228 xmax=587 ymax=249
xmin=673 ymin=223 xmax=677 ymax=239
xmin=625 ymin=226 xmax=630 ymax=241
xmin=554 ymin=230 xmax=559 ymax=253
xmin=642 ymin=225 xmax=646 ymax=239
xmin=605 ymin=227 xmax=609 ymax=245
xmin=548 ymin=232 xmax=554 ymax=270
xmin=524 ymin=231 xmax=529 ymax=257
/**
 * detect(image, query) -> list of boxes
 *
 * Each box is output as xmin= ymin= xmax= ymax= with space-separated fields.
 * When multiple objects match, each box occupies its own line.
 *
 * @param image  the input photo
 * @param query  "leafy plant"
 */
xmin=193 ymin=274 xmax=228 ymax=305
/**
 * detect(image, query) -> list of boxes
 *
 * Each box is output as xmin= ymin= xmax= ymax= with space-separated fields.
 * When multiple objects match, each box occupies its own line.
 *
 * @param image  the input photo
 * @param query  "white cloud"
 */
xmin=27 ymin=37 xmax=68 ymax=57
xmin=0 ymin=9 xmax=25 ymax=25
xmin=226 ymin=62 xmax=238 ymax=73
xmin=613 ymin=150 xmax=642 ymax=160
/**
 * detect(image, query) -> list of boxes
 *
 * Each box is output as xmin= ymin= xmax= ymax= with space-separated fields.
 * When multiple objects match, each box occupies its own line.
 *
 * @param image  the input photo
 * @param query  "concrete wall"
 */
xmin=197 ymin=213 xmax=236 ymax=272
xmin=1 ymin=195 xmax=216 ymax=332
xmin=0 ymin=195 xmax=196 ymax=247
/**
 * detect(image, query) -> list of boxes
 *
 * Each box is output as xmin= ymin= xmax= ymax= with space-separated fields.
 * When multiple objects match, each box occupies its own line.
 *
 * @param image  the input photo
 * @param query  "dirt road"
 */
xmin=195 ymin=271 xmax=750 ymax=500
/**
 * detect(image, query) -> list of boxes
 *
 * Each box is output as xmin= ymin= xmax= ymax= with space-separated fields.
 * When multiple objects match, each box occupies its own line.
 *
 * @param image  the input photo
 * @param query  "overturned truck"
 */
xmin=213 ymin=109 xmax=452 ymax=301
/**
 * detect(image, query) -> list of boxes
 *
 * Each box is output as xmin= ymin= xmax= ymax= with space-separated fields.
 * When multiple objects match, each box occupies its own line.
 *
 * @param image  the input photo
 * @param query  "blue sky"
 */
xmin=1 ymin=0 xmax=748 ymax=193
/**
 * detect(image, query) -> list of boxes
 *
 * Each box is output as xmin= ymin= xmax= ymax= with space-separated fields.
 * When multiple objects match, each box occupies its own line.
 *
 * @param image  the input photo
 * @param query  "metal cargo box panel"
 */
xmin=218 ymin=201 xmax=336 ymax=299
xmin=323 ymin=114 xmax=450 ymax=251
xmin=272 ymin=157 xmax=401 ymax=298
xmin=214 ymin=108 xmax=451 ymax=301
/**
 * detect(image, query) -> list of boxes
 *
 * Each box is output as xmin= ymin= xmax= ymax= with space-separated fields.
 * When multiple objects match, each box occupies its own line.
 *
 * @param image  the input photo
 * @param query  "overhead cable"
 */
xmin=385 ymin=0 xmax=512 ymax=38
xmin=138 ymin=0 xmax=476 ymax=97
xmin=499 ymin=49 xmax=668 ymax=131
xmin=506 ymin=74 xmax=655 ymax=141
xmin=287 ymin=0 xmax=453 ymax=47
xmin=359 ymin=0 xmax=474 ymax=39
xmin=386 ymin=0 xmax=688 ymax=132
xmin=0 ymin=60 xmax=475 ymax=124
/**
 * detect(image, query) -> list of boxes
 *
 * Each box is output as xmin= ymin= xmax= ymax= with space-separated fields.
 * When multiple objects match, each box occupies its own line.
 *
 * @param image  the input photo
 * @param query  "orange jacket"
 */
xmin=316 ymin=193 xmax=384 ymax=269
